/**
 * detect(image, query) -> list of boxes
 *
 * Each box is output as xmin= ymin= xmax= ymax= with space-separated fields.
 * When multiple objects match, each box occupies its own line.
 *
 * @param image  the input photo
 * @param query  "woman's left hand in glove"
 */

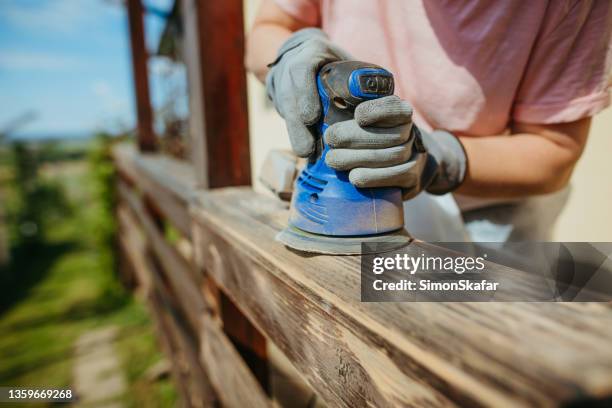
xmin=324 ymin=95 xmax=468 ymax=199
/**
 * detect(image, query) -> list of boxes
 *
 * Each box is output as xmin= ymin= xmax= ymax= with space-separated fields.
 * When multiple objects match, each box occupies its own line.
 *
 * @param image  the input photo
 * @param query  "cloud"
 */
xmin=0 ymin=50 xmax=83 ymax=70
xmin=91 ymin=80 xmax=113 ymax=98
xmin=0 ymin=0 xmax=121 ymax=34
xmin=91 ymin=79 xmax=129 ymax=113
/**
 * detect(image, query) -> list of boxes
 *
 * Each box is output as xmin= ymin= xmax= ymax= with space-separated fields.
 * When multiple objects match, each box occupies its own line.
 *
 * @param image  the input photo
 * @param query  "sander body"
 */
xmin=277 ymin=61 xmax=411 ymax=255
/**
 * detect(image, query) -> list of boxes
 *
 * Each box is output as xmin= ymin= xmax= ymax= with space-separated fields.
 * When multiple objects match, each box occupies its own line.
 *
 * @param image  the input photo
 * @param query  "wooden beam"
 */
xmin=114 ymin=144 xmax=195 ymax=239
xmin=176 ymin=0 xmax=263 ymax=386
xmin=148 ymin=295 xmax=199 ymax=406
xmin=117 ymin=176 xmax=270 ymax=406
xmin=117 ymin=180 xmax=206 ymax=332
xmin=150 ymin=293 xmax=213 ymax=408
xmin=180 ymin=0 xmax=251 ymax=187
xmin=126 ymin=0 xmax=156 ymax=152
xmin=152 ymin=287 xmax=223 ymax=408
xmin=219 ymin=291 xmax=270 ymax=393
xmin=191 ymin=187 xmax=612 ymax=407
xmin=118 ymin=206 xmax=217 ymax=407
xmin=199 ymin=313 xmax=271 ymax=408
xmin=114 ymin=143 xmax=267 ymax=378
xmin=117 ymin=204 xmax=152 ymax=294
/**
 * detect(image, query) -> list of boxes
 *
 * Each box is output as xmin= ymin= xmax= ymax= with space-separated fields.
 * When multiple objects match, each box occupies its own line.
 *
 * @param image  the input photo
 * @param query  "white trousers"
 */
xmin=403 ymin=187 xmax=570 ymax=243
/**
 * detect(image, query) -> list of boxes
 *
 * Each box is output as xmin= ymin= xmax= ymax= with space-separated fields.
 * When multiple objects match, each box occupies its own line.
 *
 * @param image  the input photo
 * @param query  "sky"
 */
xmin=0 ymin=0 xmax=181 ymax=139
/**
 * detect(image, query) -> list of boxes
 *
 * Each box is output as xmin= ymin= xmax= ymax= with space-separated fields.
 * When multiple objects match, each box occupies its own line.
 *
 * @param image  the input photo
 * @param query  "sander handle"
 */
xmin=313 ymin=61 xmax=395 ymax=162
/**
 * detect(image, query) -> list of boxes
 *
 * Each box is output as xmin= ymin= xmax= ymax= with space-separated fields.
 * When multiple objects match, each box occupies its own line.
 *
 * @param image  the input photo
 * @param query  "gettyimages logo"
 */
xmin=361 ymin=242 xmax=612 ymax=302
xmin=372 ymin=253 xmax=487 ymax=275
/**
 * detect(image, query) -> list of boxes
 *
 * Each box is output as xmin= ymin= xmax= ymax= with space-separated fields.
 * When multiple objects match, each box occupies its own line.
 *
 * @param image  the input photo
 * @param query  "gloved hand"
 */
xmin=324 ymin=95 xmax=467 ymax=199
xmin=266 ymin=28 xmax=351 ymax=157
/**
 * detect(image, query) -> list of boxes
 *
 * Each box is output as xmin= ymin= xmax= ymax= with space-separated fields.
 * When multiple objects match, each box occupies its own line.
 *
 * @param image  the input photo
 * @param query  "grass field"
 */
xmin=0 ymin=141 xmax=177 ymax=407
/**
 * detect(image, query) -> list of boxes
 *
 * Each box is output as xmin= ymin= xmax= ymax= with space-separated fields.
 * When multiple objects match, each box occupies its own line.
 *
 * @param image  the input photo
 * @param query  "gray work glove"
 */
xmin=324 ymin=95 xmax=467 ymax=199
xmin=266 ymin=28 xmax=351 ymax=157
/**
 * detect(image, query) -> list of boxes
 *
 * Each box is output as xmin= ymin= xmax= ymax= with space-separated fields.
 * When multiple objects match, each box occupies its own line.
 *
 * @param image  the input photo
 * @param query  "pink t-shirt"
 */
xmin=274 ymin=0 xmax=612 ymax=136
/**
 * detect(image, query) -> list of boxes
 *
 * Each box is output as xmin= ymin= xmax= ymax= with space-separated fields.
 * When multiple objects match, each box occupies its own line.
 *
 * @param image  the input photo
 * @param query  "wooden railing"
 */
xmin=117 ymin=1 xmax=612 ymax=406
xmin=115 ymin=144 xmax=269 ymax=407
xmin=113 ymin=144 xmax=612 ymax=408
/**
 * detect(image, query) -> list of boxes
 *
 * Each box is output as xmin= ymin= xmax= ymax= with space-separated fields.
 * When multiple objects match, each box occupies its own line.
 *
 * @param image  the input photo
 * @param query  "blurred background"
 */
xmin=0 ymin=0 xmax=183 ymax=406
xmin=0 ymin=0 xmax=610 ymax=406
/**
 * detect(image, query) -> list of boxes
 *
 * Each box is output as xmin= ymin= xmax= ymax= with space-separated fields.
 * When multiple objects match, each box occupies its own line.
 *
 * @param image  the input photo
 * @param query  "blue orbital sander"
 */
xmin=276 ymin=61 xmax=411 ymax=255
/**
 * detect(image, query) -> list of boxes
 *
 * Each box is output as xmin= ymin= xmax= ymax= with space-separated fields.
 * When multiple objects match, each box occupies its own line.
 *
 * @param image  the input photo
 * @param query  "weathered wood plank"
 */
xmin=199 ymin=312 xmax=271 ymax=408
xmin=148 ymin=297 xmax=199 ymax=407
xmin=114 ymin=147 xmax=269 ymax=372
xmin=193 ymin=213 xmax=459 ymax=407
xmin=117 ymin=204 xmax=152 ymax=294
xmin=191 ymin=187 xmax=612 ymax=407
xmin=117 ymin=180 xmax=206 ymax=333
xmin=150 ymin=269 xmax=270 ymax=408
xmin=219 ymin=291 xmax=269 ymax=380
xmin=117 ymin=177 xmax=270 ymax=407
xmin=147 ymin=251 xmax=271 ymax=408
xmin=114 ymin=144 xmax=195 ymax=239
xmin=118 ymin=213 xmax=217 ymax=407
xmin=150 ymin=291 xmax=215 ymax=408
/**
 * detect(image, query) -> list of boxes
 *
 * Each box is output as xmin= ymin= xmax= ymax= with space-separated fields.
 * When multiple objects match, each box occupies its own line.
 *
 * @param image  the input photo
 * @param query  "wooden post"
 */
xmin=180 ymin=0 xmax=265 ymax=393
xmin=126 ymin=0 xmax=156 ymax=152
xmin=181 ymin=0 xmax=251 ymax=188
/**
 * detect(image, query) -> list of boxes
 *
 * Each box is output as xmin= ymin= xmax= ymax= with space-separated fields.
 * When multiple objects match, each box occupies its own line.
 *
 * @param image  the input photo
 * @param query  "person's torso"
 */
xmin=320 ymin=0 xmax=549 ymax=135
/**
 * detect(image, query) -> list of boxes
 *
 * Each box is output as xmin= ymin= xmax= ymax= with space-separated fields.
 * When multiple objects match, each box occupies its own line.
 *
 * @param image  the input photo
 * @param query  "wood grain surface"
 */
xmin=115 ymin=144 xmax=195 ymax=239
xmin=118 ymin=204 xmax=217 ymax=407
xmin=116 ymin=168 xmax=270 ymax=407
xmin=191 ymin=187 xmax=612 ymax=408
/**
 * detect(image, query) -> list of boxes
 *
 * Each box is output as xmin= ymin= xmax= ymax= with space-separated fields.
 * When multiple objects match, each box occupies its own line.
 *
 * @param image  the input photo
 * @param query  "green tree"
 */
xmin=9 ymin=141 xmax=71 ymax=247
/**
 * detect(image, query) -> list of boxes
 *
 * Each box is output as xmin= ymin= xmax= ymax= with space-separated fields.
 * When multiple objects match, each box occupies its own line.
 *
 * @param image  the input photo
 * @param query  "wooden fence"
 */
xmin=115 ymin=1 xmax=612 ymax=406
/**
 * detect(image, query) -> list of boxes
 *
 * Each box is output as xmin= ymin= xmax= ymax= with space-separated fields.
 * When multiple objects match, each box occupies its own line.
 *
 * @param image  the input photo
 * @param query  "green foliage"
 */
xmin=8 ymin=141 xmax=72 ymax=247
xmin=88 ymin=133 xmax=128 ymax=309
xmin=0 ymin=136 xmax=177 ymax=406
xmin=0 ymin=141 xmax=73 ymax=296
xmin=36 ymin=140 xmax=88 ymax=163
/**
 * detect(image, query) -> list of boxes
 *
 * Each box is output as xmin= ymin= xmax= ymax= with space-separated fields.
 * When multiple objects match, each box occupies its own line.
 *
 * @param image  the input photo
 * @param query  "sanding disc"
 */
xmin=276 ymin=225 xmax=412 ymax=255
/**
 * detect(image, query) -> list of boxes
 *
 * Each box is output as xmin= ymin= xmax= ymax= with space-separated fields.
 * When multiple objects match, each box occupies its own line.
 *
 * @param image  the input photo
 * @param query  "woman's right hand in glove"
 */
xmin=265 ymin=28 xmax=351 ymax=157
